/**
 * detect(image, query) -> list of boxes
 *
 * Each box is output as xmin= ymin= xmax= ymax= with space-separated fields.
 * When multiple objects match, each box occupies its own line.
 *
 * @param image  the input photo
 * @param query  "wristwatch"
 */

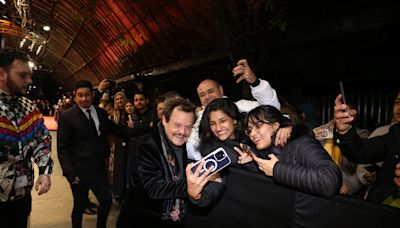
xmin=250 ymin=78 xmax=260 ymax=87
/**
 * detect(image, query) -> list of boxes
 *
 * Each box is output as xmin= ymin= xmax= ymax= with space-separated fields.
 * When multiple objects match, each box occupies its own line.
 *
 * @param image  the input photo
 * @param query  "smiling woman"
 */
xmin=244 ymin=105 xmax=342 ymax=197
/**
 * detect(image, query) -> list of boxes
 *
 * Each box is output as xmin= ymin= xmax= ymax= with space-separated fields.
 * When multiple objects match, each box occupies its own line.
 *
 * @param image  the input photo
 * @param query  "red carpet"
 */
xmin=43 ymin=116 xmax=58 ymax=131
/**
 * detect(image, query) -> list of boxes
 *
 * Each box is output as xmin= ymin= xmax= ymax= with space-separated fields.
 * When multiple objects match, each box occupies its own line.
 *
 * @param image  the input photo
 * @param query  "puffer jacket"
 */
xmin=266 ymin=125 xmax=342 ymax=197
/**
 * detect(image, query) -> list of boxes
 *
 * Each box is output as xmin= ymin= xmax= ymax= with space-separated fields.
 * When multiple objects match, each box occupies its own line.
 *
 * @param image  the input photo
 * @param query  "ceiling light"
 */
xmin=36 ymin=45 xmax=42 ymax=55
xmin=0 ymin=0 xmax=6 ymax=5
xmin=43 ymin=25 xmax=50 ymax=31
xmin=29 ymin=61 xmax=35 ymax=69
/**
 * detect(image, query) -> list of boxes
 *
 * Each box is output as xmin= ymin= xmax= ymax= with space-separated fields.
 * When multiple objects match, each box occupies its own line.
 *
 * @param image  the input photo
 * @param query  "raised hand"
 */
xmin=334 ymin=94 xmax=357 ymax=134
xmin=232 ymin=59 xmax=257 ymax=84
xmin=234 ymin=143 xmax=254 ymax=164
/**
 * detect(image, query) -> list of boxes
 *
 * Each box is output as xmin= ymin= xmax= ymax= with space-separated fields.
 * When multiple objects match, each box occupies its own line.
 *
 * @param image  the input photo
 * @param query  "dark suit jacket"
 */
xmin=57 ymin=104 xmax=118 ymax=181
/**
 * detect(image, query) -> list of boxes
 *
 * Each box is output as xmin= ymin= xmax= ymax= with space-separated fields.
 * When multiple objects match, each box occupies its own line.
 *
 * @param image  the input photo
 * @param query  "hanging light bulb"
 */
xmin=28 ymin=41 xmax=35 ymax=51
xmin=36 ymin=45 xmax=42 ymax=55
xmin=19 ymin=38 xmax=26 ymax=48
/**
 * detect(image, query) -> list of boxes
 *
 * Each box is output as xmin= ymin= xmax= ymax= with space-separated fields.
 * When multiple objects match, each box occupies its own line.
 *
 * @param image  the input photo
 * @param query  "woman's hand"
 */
xmin=275 ymin=126 xmax=292 ymax=146
xmin=185 ymin=161 xmax=213 ymax=201
xmin=234 ymin=144 xmax=254 ymax=164
xmin=252 ymin=153 xmax=279 ymax=176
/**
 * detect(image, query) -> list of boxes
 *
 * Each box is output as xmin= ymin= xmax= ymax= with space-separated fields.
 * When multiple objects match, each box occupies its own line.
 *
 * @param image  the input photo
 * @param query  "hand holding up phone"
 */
xmin=186 ymin=161 xmax=213 ymax=201
xmin=231 ymin=59 xmax=258 ymax=84
xmin=334 ymin=94 xmax=356 ymax=134
xmin=334 ymin=81 xmax=359 ymax=134
xmin=234 ymin=144 xmax=256 ymax=164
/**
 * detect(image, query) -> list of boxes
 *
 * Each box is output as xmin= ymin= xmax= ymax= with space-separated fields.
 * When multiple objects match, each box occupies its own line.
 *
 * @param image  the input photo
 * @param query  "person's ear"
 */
xmin=219 ymin=86 xmax=224 ymax=96
xmin=162 ymin=115 xmax=167 ymax=126
xmin=273 ymin=122 xmax=280 ymax=131
xmin=233 ymin=119 xmax=237 ymax=125
xmin=0 ymin=68 xmax=8 ymax=81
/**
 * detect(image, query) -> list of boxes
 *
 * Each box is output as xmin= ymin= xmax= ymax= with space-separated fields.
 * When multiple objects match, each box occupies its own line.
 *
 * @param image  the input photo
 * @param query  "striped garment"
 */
xmin=0 ymin=91 xmax=53 ymax=202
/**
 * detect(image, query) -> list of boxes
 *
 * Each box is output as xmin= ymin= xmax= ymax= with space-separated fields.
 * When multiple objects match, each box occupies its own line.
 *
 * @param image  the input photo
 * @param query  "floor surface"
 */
xmin=29 ymin=131 xmax=120 ymax=228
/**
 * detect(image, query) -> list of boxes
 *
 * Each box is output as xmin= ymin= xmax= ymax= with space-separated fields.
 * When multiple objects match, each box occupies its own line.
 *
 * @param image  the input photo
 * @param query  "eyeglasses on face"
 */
xmin=245 ymin=120 xmax=271 ymax=136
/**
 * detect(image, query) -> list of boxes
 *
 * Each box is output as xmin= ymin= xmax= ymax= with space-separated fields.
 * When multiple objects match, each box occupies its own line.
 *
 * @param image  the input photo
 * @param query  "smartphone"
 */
xmin=191 ymin=147 xmax=231 ymax=176
xmin=339 ymin=81 xmax=347 ymax=105
xmin=241 ymin=144 xmax=256 ymax=157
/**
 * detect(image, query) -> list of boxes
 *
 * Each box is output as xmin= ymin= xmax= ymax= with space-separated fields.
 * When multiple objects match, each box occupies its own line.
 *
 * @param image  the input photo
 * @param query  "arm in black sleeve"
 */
xmin=129 ymin=118 xmax=152 ymax=137
xmin=56 ymin=113 xmax=77 ymax=182
xmin=273 ymin=136 xmax=342 ymax=197
xmin=335 ymin=126 xmax=390 ymax=164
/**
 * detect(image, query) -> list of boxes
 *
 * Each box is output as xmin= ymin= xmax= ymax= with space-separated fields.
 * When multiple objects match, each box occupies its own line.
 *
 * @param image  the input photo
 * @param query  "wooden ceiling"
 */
xmin=1 ymin=0 xmax=399 ymax=91
xmin=1 ymin=0 xmax=255 ymax=90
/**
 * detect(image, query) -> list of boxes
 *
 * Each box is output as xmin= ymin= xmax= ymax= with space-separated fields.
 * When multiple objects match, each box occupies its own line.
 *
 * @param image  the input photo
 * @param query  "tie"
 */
xmin=86 ymin=108 xmax=97 ymax=133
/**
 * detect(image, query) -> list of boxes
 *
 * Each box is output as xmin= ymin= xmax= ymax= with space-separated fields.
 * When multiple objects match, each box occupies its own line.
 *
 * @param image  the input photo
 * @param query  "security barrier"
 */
xmin=187 ymin=167 xmax=399 ymax=228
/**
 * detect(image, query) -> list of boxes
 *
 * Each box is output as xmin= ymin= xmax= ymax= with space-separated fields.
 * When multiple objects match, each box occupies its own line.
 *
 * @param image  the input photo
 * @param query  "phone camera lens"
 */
xmin=215 ymin=151 xmax=225 ymax=160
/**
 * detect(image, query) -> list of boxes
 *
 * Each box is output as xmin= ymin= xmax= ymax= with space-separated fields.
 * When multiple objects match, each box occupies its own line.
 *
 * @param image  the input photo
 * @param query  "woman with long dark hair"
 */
xmin=186 ymin=98 xmax=256 ymax=207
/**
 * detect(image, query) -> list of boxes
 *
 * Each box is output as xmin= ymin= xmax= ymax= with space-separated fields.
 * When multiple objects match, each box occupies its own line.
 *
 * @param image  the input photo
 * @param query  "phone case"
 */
xmin=191 ymin=147 xmax=231 ymax=176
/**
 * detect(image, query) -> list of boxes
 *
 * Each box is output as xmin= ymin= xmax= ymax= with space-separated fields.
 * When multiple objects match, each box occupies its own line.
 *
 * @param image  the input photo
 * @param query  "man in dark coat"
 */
xmin=119 ymin=97 xmax=196 ymax=227
xmin=57 ymin=80 xmax=123 ymax=228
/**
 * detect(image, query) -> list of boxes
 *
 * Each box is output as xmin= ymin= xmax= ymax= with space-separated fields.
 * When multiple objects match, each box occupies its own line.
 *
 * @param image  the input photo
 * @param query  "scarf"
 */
xmin=158 ymin=124 xmax=186 ymax=222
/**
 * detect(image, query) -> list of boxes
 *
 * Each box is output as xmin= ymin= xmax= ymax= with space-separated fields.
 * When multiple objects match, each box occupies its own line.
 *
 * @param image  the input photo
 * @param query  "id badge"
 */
xmin=15 ymin=175 xmax=28 ymax=188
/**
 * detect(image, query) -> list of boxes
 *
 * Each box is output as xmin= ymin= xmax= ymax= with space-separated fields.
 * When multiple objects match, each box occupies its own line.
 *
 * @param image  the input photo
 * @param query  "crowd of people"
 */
xmin=1 ymin=47 xmax=399 ymax=228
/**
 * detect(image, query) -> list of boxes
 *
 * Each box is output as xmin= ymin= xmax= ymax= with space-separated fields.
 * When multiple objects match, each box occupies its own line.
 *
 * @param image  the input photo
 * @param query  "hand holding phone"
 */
xmin=191 ymin=148 xmax=231 ymax=176
xmin=234 ymin=144 xmax=258 ymax=164
xmin=241 ymin=144 xmax=256 ymax=157
xmin=339 ymin=81 xmax=349 ymax=113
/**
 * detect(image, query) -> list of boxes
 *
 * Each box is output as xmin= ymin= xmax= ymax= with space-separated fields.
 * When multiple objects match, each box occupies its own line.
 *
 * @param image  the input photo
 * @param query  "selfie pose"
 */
xmin=186 ymin=98 xmax=258 ymax=207
xmin=239 ymin=105 xmax=342 ymax=197
xmin=118 ymin=97 xmax=195 ymax=228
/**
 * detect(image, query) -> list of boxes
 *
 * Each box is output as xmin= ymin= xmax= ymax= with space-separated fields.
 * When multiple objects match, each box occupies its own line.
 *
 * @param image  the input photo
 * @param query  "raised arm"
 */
xmin=232 ymin=59 xmax=280 ymax=110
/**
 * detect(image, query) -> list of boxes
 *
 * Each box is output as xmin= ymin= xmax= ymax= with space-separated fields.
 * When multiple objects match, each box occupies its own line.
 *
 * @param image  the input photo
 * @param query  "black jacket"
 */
xmin=264 ymin=125 xmax=342 ymax=197
xmin=122 ymin=126 xmax=188 ymax=226
xmin=57 ymin=105 xmax=120 ymax=180
xmin=335 ymin=123 xmax=400 ymax=202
